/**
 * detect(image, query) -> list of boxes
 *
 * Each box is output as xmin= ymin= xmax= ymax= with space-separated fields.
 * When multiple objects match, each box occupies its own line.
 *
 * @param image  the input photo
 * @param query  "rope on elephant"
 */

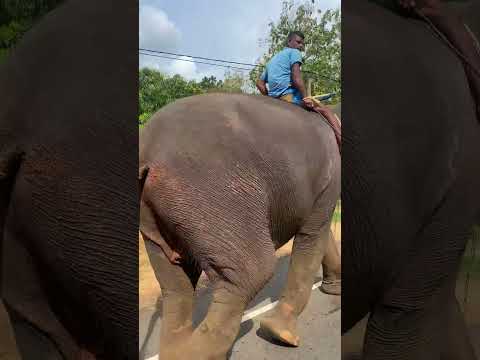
xmin=465 ymin=24 xmax=480 ymax=56
xmin=303 ymin=95 xmax=341 ymax=152
xmin=415 ymin=9 xmax=480 ymax=78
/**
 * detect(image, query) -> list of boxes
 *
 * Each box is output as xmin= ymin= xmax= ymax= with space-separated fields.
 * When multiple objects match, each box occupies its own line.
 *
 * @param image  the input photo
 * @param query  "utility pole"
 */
xmin=307 ymin=77 xmax=312 ymax=97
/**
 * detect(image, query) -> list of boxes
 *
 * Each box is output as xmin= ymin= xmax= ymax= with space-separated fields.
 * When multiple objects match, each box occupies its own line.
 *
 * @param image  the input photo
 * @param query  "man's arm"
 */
xmin=291 ymin=63 xmax=308 ymax=99
xmin=291 ymin=63 xmax=315 ymax=108
xmin=256 ymin=79 xmax=268 ymax=95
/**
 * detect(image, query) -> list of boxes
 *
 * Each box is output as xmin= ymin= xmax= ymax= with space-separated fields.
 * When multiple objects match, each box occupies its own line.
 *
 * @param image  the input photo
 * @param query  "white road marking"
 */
xmin=241 ymin=280 xmax=322 ymax=323
xmin=144 ymin=280 xmax=323 ymax=360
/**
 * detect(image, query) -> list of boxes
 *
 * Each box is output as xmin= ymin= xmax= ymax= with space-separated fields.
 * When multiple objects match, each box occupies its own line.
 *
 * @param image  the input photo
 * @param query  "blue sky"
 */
xmin=139 ymin=0 xmax=340 ymax=81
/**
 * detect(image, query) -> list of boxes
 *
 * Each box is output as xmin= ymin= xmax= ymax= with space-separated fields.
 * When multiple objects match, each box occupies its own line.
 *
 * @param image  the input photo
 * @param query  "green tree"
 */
xmin=139 ymin=68 xmax=206 ymax=126
xmin=250 ymin=0 xmax=341 ymax=102
xmin=219 ymin=70 xmax=249 ymax=93
xmin=0 ymin=0 xmax=65 ymax=62
xmin=199 ymin=75 xmax=223 ymax=92
xmin=139 ymin=68 xmax=253 ymax=126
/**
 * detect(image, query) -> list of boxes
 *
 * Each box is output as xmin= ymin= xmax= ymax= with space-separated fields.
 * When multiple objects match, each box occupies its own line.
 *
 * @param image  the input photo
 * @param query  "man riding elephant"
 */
xmin=256 ymin=31 xmax=341 ymax=148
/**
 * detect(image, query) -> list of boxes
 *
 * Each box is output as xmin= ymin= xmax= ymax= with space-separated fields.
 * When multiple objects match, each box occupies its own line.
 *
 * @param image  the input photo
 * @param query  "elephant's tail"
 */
xmin=138 ymin=164 xmax=183 ymax=265
xmin=138 ymin=165 xmax=149 ymax=200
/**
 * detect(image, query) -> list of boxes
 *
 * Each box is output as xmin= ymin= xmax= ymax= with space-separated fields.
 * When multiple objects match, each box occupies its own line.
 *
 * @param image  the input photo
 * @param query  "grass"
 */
xmin=333 ymin=201 xmax=341 ymax=223
xmin=460 ymin=258 xmax=480 ymax=275
xmin=459 ymin=227 xmax=479 ymax=276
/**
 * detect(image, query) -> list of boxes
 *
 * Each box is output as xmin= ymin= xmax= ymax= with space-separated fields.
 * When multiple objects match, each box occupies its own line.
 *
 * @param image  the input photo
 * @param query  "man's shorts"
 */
xmin=279 ymin=92 xmax=303 ymax=105
xmin=279 ymin=93 xmax=294 ymax=103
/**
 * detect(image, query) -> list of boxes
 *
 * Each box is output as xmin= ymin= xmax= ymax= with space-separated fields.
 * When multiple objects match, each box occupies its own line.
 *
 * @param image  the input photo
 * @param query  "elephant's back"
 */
xmin=140 ymin=93 xmax=336 ymax=172
xmin=140 ymin=93 xmax=339 ymax=246
xmin=140 ymin=93 xmax=338 ymax=213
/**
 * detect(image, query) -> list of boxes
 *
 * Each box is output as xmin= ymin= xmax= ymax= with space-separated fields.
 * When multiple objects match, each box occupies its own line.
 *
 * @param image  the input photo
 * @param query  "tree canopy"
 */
xmin=139 ymin=0 xmax=341 ymax=126
xmin=138 ymin=68 xmax=248 ymax=126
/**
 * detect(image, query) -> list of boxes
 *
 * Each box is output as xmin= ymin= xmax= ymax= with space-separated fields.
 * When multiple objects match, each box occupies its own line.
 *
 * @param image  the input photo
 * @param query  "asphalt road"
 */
xmin=139 ymin=256 xmax=341 ymax=360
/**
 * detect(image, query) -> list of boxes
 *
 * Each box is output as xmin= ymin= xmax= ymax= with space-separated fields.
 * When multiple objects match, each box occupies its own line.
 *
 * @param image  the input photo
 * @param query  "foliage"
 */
xmin=0 ymin=0 xmax=65 ymax=63
xmin=139 ymin=69 xmax=202 ymax=125
xmin=250 ymin=0 xmax=341 ymax=102
xmin=138 ymin=0 xmax=342 ymax=125
xmin=220 ymin=70 xmax=252 ymax=94
xmin=198 ymin=75 xmax=224 ymax=91
xmin=138 ymin=68 xmax=250 ymax=126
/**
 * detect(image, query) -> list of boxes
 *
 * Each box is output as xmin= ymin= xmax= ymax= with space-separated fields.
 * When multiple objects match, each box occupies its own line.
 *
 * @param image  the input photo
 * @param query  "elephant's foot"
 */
xmin=320 ymin=276 xmax=341 ymax=295
xmin=159 ymin=325 xmax=194 ymax=360
xmin=171 ymin=286 xmax=246 ymax=360
xmin=188 ymin=325 xmax=231 ymax=360
xmin=259 ymin=302 xmax=300 ymax=347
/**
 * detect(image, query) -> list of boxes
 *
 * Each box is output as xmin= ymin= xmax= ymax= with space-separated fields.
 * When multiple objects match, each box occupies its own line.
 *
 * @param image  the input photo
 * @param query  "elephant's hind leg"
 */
xmin=143 ymin=239 xmax=201 ymax=359
xmin=260 ymin=214 xmax=332 ymax=346
xmin=260 ymin=184 xmax=339 ymax=346
xmin=183 ymin=233 xmax=277 ymax=360
xmin=364 ymin=273 xmax=476 ymax=360
xmin=362 ymin=192 xmax=477 ymax=359
xmin=320 ymin=230 xmax=342 ymax=295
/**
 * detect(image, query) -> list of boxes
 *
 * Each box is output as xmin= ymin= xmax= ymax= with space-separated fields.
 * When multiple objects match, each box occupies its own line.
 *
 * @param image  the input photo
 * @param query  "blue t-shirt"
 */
xmin=260 ymin=47 xmax=303 ymax=104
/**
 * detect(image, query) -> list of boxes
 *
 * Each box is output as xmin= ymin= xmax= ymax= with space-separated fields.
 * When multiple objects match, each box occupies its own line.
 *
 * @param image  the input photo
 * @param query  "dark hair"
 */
xmin=287 ymin=31 xmax=305 ymax=42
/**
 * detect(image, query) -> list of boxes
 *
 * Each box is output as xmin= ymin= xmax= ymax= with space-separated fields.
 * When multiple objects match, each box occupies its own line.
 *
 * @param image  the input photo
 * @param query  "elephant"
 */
xmin=342 ymin=1 xmax=480 ymax=359
xmin=0 ymin=0 xmax=138 ymax=359
xmin=139 ymin=93 xmax=341 ymax=359
xmin=0 ymin=300 xmax=21 ymax=359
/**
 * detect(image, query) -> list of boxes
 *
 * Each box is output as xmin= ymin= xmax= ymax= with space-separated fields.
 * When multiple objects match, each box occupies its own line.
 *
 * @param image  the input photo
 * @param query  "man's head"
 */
xmin=287 ymin=31 xmax=305 ymax=51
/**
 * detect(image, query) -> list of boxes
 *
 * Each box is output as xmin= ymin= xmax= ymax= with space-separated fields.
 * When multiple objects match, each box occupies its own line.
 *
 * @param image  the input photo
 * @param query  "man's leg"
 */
xmin=280 ymin=92 xmax=342 ymax=150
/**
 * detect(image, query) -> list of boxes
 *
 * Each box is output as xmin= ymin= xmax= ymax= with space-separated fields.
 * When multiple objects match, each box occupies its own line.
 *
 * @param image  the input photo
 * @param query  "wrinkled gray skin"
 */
xmin=139 ymin=93 xmax=341 ymax=359
xmin=0 ymin=1 xmax=138 ymax=359
xmin=342 ymin=2 xmax=480 ymax=359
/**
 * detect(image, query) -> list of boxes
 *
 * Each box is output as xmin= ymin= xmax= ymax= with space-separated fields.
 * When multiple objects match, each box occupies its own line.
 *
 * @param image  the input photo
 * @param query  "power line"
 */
xmin=139 ymin=48 xmax=340 ymax=84
xmin=140 ymin=48 xmax=259 ymax=68
xmin=139 ymin=52 xmax=254 ymax=72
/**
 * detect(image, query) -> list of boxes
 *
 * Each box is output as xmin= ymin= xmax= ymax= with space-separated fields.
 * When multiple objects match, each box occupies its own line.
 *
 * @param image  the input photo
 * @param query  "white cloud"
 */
xmin=139 ymin=5 xmax=182 ymax=72
xmin=139 ymin=5 xmax=181 ymax=51
xmin=168 ymin=56 xmax=198 ymax=79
